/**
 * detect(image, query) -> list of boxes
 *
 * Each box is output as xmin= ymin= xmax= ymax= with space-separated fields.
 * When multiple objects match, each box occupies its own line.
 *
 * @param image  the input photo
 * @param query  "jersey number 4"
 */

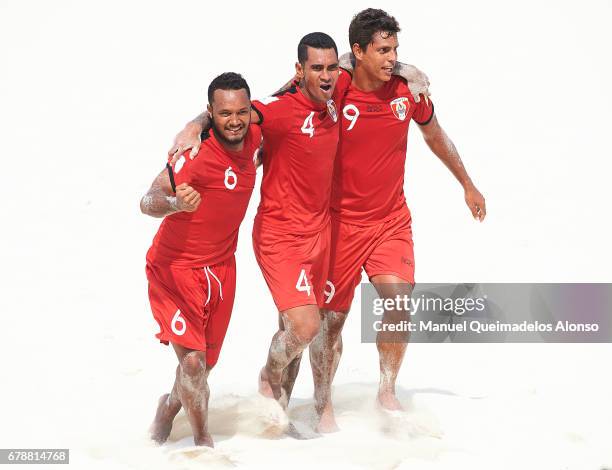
xmin=296 ymin=269 xmax=312 ymax=296
xmin=301 ymin=112 xmax=315 ymax=138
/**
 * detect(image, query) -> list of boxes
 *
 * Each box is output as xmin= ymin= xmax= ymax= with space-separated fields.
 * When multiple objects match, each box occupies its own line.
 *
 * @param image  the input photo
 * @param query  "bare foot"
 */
xmin=316 ymin=415 xmax=339 ymax=433
xmin=150 ymin=394 xmax=178 ymax=444
xmin=259 ymin=366 xmax=290 ymax=408
xmin=316 ymin=403 xmax=340 ymax=433
xmin=194 ymin=432 xmax=214 ymax=448
xmin=377 ymin=391 xmax=404 ymax=411
xmin=258 ymin=368 xmax=275 ymax=399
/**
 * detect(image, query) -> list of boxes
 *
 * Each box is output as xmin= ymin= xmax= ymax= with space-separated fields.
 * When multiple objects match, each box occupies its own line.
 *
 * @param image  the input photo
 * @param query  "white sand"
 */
xmin=1 ymin=1 xmax=611 ymax=469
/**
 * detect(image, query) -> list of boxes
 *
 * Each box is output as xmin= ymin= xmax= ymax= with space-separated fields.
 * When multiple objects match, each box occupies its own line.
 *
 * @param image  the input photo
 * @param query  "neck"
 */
xmin=212 ymin=128 xmax=244 ymax=152
xmin=299 ymin=82 xmax=325 ymax=104
xmin=223 ymin=141 xmax=244 ymax=152
xmin=352 ymin=62 xmax=385 ymax=92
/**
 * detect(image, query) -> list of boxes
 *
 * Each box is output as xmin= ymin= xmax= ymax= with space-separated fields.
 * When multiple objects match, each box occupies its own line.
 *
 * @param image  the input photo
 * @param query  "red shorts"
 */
xmin=325 ymin=211 xmax=415 ymax=312
xmin=252 ymin=220 xmax=331 ymax=312
xmin=146 ymin=256 xmax=236 ymax=367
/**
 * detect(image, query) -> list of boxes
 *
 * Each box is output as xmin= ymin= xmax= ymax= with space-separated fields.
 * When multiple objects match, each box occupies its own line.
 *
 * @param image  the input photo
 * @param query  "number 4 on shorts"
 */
xmin=296 ymin=269 xmax=311 ymax=296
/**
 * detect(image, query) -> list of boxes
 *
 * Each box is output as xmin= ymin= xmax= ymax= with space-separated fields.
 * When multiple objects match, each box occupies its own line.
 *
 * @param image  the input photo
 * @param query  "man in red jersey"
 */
xmin=141 ymin=73 xmax=260 ymax=447
xmin=307 ymin=8 xmax=487 ymax=432
xmin=166 ymin=33 xmax=342 ymax=418
xmin=168 ymin=34 xmax=433 ymax=433
xmin=250 ymin=33 xmax=341 ymax=409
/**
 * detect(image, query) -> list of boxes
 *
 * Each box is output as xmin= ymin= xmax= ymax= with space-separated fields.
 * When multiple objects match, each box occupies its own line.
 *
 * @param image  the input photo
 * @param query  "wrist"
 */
xmin=461 ymin=179 xmax=475 ymax=191
xmin=165 ymin=195 xmax=179 ymax=212
xmin=186 ymin=120 xmax=204 ymax=134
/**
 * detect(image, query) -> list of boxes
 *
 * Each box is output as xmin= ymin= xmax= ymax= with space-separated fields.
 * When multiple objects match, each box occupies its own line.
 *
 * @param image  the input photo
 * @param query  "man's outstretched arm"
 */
xmin=418 ymin=116 xmax=486 ymax=221
xmin=140 ymin=167 xmax=201 ymax=218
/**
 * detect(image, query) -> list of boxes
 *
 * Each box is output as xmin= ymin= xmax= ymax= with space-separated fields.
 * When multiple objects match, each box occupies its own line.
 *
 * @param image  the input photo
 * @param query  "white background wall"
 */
xmin=1 ymin=1 xmax=610 ymax=468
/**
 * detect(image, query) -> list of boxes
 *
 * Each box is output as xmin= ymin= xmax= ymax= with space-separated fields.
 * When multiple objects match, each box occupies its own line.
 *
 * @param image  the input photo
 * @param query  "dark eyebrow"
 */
xmin=311 ymin=62 xmax=339 ymax=68
xmin=218 ymin=107 xmax=250 ymax=113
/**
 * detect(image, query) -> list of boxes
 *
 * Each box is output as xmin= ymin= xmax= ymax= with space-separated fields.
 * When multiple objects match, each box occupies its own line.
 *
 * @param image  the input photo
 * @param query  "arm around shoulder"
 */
xmin=395 ymin=62 xmax=430 ymax=103
xmin=168 ymin=111 xmax=211 ymax=161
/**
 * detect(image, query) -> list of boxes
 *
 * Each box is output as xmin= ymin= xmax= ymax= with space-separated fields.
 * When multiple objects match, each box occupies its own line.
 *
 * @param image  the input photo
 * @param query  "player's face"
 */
xmin=353 ymin=31 xmax=399 ymax=83
xmin=295 ymin=47 xmax=339 ymax=103
xmin=208 ymin=89 xmax=251 ymax=146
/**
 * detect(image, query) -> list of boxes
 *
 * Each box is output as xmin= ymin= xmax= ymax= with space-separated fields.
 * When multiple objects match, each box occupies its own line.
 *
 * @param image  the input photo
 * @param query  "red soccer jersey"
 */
xmin=146 ymin=125 xmax=261 ymax=267
xmin=252 ymin=86 xmax=340 ymax=234
xmin=331 ymin=74 xmax=434 ymax=224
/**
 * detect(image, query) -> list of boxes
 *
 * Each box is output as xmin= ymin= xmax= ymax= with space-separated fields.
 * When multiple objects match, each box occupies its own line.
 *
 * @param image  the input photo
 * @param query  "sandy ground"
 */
xmin=1 ymin=1 xmax=611 ymax=468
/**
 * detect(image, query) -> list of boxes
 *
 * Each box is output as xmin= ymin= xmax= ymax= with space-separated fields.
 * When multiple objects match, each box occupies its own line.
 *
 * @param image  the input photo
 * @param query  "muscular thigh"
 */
xmin=253 ymin=224 xmax=330 ymax=312
xmin=364 ymin=213 xmax=415 ymax=285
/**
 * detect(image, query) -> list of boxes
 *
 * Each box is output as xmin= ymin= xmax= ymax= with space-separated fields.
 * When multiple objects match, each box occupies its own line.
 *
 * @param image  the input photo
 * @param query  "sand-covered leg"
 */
xmin=173 ymin=345 xmax=213 ymax=447
xmin=150 ymin=366 xmax=182 ymax=444
xmin=281 ymin=352 xmax=303 ymax=403
xmin=371 ymin=275 xmax=413 ymax=411
xmin=310 ymin=309 xmax=348 ymax=432
xmin=260 ymin=305 xmax=320 ymax=409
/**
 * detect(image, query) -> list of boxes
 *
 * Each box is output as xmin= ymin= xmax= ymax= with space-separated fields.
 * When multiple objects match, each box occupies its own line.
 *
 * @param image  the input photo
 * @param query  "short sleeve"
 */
xmin=252 ymin=95 xmax=292 ymax=135
xmin=166 ymin=151 xmax=193 ymax=192
xmin=412 ymin=95 xmax=435 ymax=125
xmin=249 ymin=124 xmax=262 ymax=149
xmin=245 ymin=124 xmax=263 ymax=161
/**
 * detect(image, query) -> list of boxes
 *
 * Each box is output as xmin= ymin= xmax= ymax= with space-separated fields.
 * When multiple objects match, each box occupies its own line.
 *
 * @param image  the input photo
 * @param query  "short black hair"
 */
xmin=297 ymin=32 xmax=338 ymax=65
xmin=207 ymin=72 xmax=250 ymax=104
xmin=349 ymin=8 xmax=401 ymax=52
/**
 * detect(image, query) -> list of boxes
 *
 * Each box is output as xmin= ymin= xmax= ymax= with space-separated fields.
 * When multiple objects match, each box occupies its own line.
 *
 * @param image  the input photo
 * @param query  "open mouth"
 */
xmin=227 ymin=127 xmax=243 ymax=135
xmin=320 ymin=84 xmax=332 ymax=92
xmin=382 ymin=66 xmax=393 ymax=75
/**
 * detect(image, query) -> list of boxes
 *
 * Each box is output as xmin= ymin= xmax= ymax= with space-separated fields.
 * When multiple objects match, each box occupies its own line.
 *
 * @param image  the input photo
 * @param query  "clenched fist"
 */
xmin=176 ymin=183 xmax=202 ymax=212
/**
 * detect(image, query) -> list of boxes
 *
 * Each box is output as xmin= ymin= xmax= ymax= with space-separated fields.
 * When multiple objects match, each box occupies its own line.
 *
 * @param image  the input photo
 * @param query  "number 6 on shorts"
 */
xmin=171 ymin=309 xmax=187 ymax=336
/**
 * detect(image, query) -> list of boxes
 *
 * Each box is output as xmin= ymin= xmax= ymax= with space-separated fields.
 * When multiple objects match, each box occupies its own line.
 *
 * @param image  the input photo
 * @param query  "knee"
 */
xmin=293 ymin=315 xmax=321 ymax=344
xmin=324 ymin=310 xmax=348 ymax=336
xmin=377 ymin=289 xmax=413 ymax=322
xmin=383 ymin=307 xmax=410 ymax=324
xmin=180 ymin=350 xmax=207 ymax=377
xmin=372 ymin=276 xmax=414 ymax=300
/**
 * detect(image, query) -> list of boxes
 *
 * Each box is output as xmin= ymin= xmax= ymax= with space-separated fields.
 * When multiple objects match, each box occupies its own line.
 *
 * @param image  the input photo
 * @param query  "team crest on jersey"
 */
xmin=326 ymin=99 xmax=338 ymax=123
xmin=390 ymin=97 xmax=410 ymax=121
